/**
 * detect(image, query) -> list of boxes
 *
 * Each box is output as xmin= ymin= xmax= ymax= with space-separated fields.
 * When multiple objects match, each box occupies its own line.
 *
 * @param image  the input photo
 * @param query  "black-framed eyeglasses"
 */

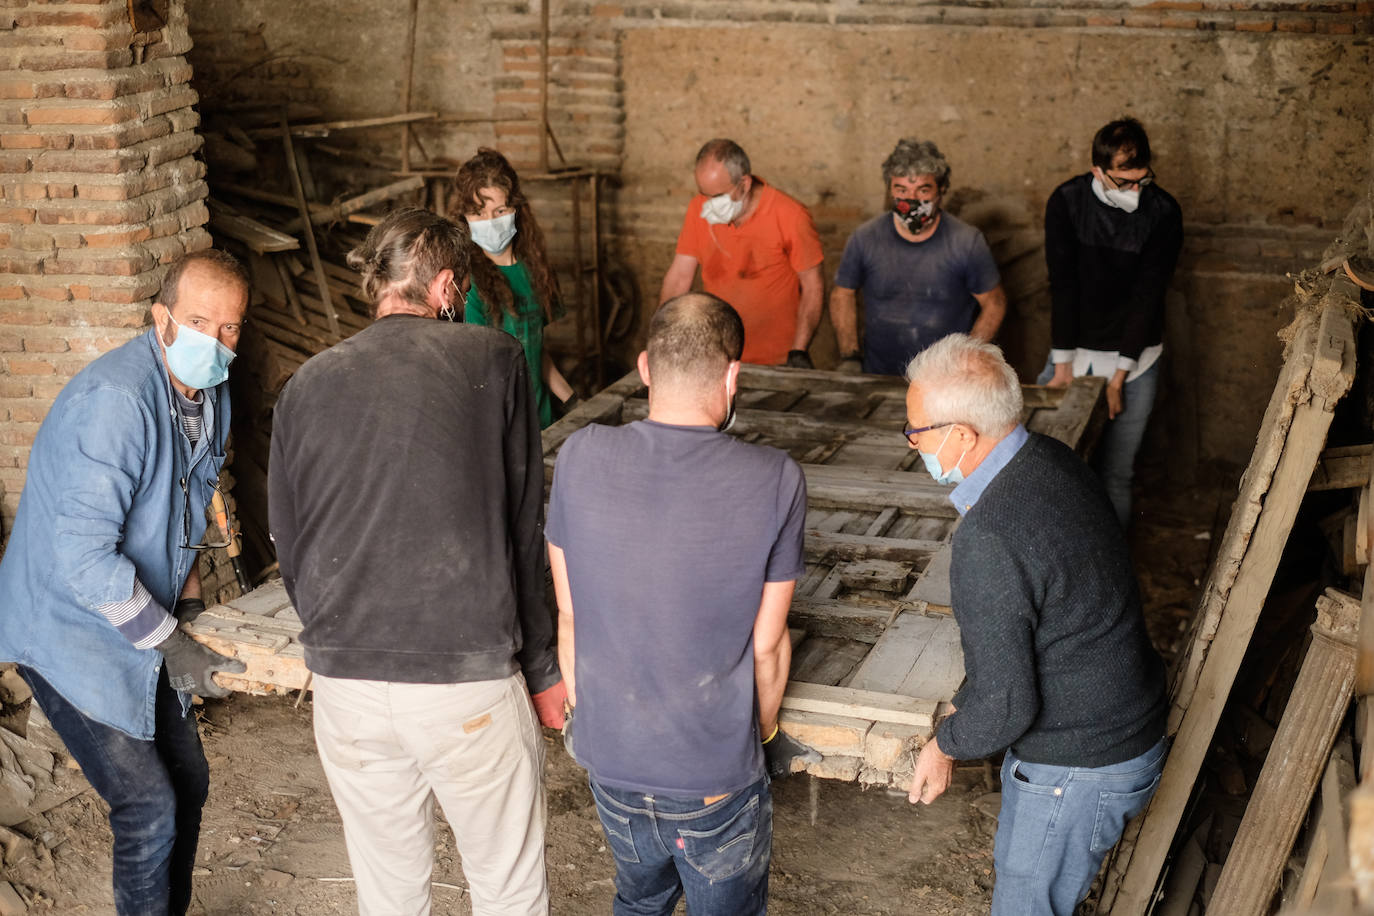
xmin=1102 ymin=167 xmax=1155 ymax=191
xmin=902 ymin=422 xmax=953 ymax=447
xmin=180 ymin=478 xmax=232 ymax=551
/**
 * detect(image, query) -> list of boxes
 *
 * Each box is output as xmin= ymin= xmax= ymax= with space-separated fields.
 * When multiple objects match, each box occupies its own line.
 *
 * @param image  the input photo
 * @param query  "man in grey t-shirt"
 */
xmin=830 ymin=138 xmax=1006 ymax=376
xmin=546 ymin=293 xmax=817 ymax=915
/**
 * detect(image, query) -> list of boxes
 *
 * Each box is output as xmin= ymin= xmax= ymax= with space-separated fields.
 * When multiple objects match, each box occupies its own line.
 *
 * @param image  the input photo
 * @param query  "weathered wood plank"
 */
xmin=1026 ymin=375 xmax=1107 ymax=451
xmin=786 ymin=598 xmax=893 ymax=643
xmin=906 ymin=545 xmax=953 ymax=610
xmin=782 ymin=681 xmax=939 ymax=727
xmin=1309 ymin=443 xmax=1372 ymax=492
xmin=805 ymin=530 xmax=943 ymax=564
xmin=848 ymin=613 xmax=947 ymax=693
xmin=896 ymin=616 xmax=964 ymax=701
xmin=790 ymin=636 xmax=871 ymax=686
xmin=1207 ymin=589 xmax=1358 ymax=916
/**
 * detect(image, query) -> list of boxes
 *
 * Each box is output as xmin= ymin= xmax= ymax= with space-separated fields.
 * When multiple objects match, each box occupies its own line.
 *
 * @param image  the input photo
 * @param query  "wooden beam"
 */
xmin=1310 ymin=444 xmax=1372 ymax=492
xmin=207 ymin=201 xmax=299 ymax=254
xmin=280 ymin=176 xmax=425 ymax=234
xmin=787 ymin=597 xmax=896 ymax=643
xmin=804 ymin=529 xmax=944 ymax=564
xmin=781 ymin=681 xmax=939 ymax=727
xmin=1207 ymin=590 xmax=1358 ymax=915
xmin=279 ymin=120 xmax=340 ymax=339
xmin=249 ymin=112 xmax=437 ymax=139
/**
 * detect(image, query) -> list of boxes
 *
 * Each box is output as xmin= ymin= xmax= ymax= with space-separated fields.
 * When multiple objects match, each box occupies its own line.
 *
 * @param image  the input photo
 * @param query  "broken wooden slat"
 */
xmin=781 ymin=681 xmax=939 ymax=727
xmin=280 ymin=176 xmax=425 ymax=234
xmin=805 ymin=530 xmax=943 ymax=564
xmin=1310 ymin=444 xmax=1372 ymax=492
xmin=1208 ymin=589 xmax=1359 ymax=916
xmin=1026 ymin=375 xmax=1107 ymax=451
xmin=207 ymin=200 xmax=299 ymax=254
xmin=1102 ymin=293 xmax=1359 ymax=916
xmin=786 ymin=597 xmax=895 ymax=643
xmin=248 ymin=111 xmax=438 ymax=139
xmin=279 ymin=120 xmax=339 ymax=339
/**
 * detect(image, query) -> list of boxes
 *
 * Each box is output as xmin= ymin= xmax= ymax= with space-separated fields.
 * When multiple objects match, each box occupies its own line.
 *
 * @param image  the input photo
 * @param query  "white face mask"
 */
xmin=701 ymin=191 xmax=746 ymax=226
xmin=468 ymin=212 xmax=517 ymax=253
xmin=1091 ymin=176 xmax=1140 ymax=214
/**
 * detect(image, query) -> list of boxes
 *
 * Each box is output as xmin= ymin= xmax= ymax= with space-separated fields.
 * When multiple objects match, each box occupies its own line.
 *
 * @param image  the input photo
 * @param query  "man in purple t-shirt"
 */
xmin=546 ymin=293 xmax=817 ymax=915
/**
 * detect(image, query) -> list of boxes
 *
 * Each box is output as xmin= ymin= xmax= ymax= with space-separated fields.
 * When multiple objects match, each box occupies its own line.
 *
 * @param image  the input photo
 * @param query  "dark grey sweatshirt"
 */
xmin=268 ymin=315 xmax=559 ymax=692
xmin=937 ymin=433 xmax=1166 ymax=767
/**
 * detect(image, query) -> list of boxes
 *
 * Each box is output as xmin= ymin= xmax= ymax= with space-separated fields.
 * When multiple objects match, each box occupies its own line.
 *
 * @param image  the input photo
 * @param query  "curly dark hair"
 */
xmin=449 ymin=148 xmax=559 ymax=324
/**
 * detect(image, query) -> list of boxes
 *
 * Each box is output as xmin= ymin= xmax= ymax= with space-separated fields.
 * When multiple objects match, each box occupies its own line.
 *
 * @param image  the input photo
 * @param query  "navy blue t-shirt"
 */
xmin=545 ymin=419 xmax=807 ymax=796
xmin=834 ymin=211 xmax=1001 ymax=376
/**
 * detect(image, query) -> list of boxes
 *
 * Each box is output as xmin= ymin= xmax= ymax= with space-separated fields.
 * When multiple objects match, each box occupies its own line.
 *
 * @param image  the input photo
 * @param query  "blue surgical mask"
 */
xmin=162 ymin=313 xmax=234 ymax=390
xmin=468 ymin=212 xmax=517 ymax=254
xmin=919 ymin=426 xmax=967 ymax=485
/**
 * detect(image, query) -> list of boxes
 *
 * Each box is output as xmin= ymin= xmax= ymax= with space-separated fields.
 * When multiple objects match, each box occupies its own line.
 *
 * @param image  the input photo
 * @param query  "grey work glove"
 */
xmin=763 ymin=726 xmax=821 ymax=779
xmin=156 ymin=630 xmax=245 ymax=698
xmin=836 ymin=353 xmax=863 ymax=375
xmin=173 ymin=598 xmax=206 ymax=624
xmin=785 ymin=350 xmax=814 ymax=370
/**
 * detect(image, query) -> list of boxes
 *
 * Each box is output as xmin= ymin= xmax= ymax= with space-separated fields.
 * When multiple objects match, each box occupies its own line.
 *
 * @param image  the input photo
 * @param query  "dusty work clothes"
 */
xmin=833 ymin=212 xmax=1001 ymax=376
xmin=590 ymin=776 xmax=772 ymax=916
xmin=546 ymin=419 xmax=807 ymax=796
xmin=0 ymin=328 xmax=229 ymax=738
xmin=465 ymin=260 xmax=556 ymax=429
xmin=23 ymin=667 xmax=209 ymax=916
xmin=673 ymin=178 xmax=824 ymax=365
xmin=312 ymin=673 xmax=549 ymax=916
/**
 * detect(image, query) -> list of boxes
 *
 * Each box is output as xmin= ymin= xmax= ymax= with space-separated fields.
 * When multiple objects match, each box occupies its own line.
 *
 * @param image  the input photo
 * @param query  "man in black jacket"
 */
xmin=1040 ymin=117 xmax=1183 ymax=525
xmin=903 ymin=334 xmax=1167 ymax=916
xmin=269 ymin=208 xmax=563 ymax=915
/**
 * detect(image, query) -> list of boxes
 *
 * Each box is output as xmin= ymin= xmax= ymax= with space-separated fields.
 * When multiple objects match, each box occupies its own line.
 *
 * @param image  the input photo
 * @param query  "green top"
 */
xmin=465 ymin=260 xmax=553 ymax=428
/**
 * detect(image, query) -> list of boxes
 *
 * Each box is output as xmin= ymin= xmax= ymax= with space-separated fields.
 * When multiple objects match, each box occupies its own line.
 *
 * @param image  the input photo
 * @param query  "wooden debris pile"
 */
xmin=1093 ymin=204 xmax=1374 ymax=915
xmin=0 ymin=666 xmax=95 ymax=913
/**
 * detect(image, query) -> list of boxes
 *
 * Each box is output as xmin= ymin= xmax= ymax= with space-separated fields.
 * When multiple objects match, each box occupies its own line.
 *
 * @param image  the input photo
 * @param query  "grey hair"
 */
xmin=696 ymin=138 xmax=751 ymax=184
xmin=882 ymin=138 xmax=951 ymax=193
xmin=905 ymin=334 xmax=1022 ymax=437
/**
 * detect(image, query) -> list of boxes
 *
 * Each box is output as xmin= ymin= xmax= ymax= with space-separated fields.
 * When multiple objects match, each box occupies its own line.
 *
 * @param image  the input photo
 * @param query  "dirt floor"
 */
xmin=1 ymin=465 xmax=1222 ymax=914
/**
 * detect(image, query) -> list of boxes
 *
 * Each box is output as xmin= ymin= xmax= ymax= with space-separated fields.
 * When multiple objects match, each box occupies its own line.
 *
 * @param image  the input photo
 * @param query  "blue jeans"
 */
xmin=590 ymin=776 xmax=772 ymax=916
xmin=991 ymin=738 xmax=1167 ymax=916
xmin=1036 ymin=357 xmax=1159 ymax=525
xmin=21 ymin=667 xmax=209 ymax=916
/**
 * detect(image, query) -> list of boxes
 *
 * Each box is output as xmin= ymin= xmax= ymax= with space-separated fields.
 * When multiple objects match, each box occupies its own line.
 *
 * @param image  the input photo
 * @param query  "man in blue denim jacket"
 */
xmin=0 ymin=250 xmax=250 ymax=916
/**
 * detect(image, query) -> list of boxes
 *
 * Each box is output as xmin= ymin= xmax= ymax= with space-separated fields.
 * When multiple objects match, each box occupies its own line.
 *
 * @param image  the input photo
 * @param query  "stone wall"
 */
xmin=0 ymin=0 xmax=210 ymax=538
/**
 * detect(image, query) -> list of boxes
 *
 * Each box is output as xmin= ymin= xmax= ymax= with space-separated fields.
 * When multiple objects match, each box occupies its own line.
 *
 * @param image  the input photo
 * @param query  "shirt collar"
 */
xmin=949 ymin=425 xmax=1028 ymax=516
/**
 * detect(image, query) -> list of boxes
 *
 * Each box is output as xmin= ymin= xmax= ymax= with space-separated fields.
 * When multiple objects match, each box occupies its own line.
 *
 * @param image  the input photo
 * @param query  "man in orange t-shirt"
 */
xmin=659 ymin=139 xmax=825 ymax=367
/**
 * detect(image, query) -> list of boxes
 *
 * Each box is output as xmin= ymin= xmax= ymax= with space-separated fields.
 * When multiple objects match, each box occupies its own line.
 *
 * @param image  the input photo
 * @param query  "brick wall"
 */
xmin=0 ymin=0 xmax=210 ymax=539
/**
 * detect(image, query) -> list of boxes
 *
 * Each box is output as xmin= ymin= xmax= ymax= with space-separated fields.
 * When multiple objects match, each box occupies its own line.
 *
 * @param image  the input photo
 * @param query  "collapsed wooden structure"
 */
xmin=189 ymin=366 xmax=1108 ymax=788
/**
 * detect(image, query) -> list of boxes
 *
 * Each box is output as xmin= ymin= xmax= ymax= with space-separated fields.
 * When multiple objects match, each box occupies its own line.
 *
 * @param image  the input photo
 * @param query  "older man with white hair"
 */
xmin=901 ymin=334 xmax=1167 ymax=916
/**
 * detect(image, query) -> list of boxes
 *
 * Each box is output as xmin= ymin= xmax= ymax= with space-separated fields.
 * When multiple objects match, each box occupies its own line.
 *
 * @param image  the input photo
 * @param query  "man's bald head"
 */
xmin=646 ymin=293 xmax=744 ymax=393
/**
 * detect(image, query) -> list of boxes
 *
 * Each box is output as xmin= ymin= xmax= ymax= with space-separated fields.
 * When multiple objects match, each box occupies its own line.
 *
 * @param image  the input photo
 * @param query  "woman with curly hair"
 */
xmin=451 ymin=148 xmax=575 ymax=428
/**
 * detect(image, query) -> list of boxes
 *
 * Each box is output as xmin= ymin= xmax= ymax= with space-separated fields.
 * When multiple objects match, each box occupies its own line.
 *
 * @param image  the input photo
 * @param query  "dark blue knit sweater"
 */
xmin=936 ymin=433 xmax=1167 ymax=767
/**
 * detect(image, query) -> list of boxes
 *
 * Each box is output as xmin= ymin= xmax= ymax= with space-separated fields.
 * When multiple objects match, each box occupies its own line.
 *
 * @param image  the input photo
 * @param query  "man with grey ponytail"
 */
xmin=902 ymin=334 xmax=1166 ymax=916
xmin=269 ymin=208 xmax=563 ymax=915
xmin=830 ymin=138 xmax=1006 ymax=376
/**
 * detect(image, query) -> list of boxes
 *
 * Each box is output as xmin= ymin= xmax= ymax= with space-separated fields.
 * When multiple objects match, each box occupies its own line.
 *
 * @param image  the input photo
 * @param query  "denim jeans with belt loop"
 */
xmin=991 ymin=737 xmax=1168 ymax=916
xmin=589 ymin=775 xmax=772 ymax=916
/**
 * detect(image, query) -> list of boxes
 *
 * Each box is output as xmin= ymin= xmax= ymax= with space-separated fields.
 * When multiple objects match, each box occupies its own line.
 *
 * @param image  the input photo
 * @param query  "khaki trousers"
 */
xmin=312 ymin=672 xmax=549 ymax=916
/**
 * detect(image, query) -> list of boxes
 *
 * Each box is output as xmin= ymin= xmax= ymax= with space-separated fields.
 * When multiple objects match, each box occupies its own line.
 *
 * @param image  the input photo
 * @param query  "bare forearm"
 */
xmin=970 ymin=287 xmax=1007 ymax=342
xmin=557 ymin=609 xmax=576 ymax=706
xmin=829 ymin=288 xmax=859 ymax=354
xmin=544 ymin=352 xmax=573 ymax=402
xmin=180 ymin=563 xmax=202 ymax=600
xmin=791 ymin=269 xmax=824 ymax=351
xmin=755 ymin=639 xmax=789 ymax=736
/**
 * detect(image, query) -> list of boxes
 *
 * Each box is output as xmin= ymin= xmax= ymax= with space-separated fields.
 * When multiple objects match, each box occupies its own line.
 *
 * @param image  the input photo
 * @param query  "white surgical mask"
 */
xmin=701 ymin=192 xmax=746 ymax=226
xmin=468 ymin=212 xmax=517 ymax=253
xmin=1091 ymin=176 xmax=1141 ymax=214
